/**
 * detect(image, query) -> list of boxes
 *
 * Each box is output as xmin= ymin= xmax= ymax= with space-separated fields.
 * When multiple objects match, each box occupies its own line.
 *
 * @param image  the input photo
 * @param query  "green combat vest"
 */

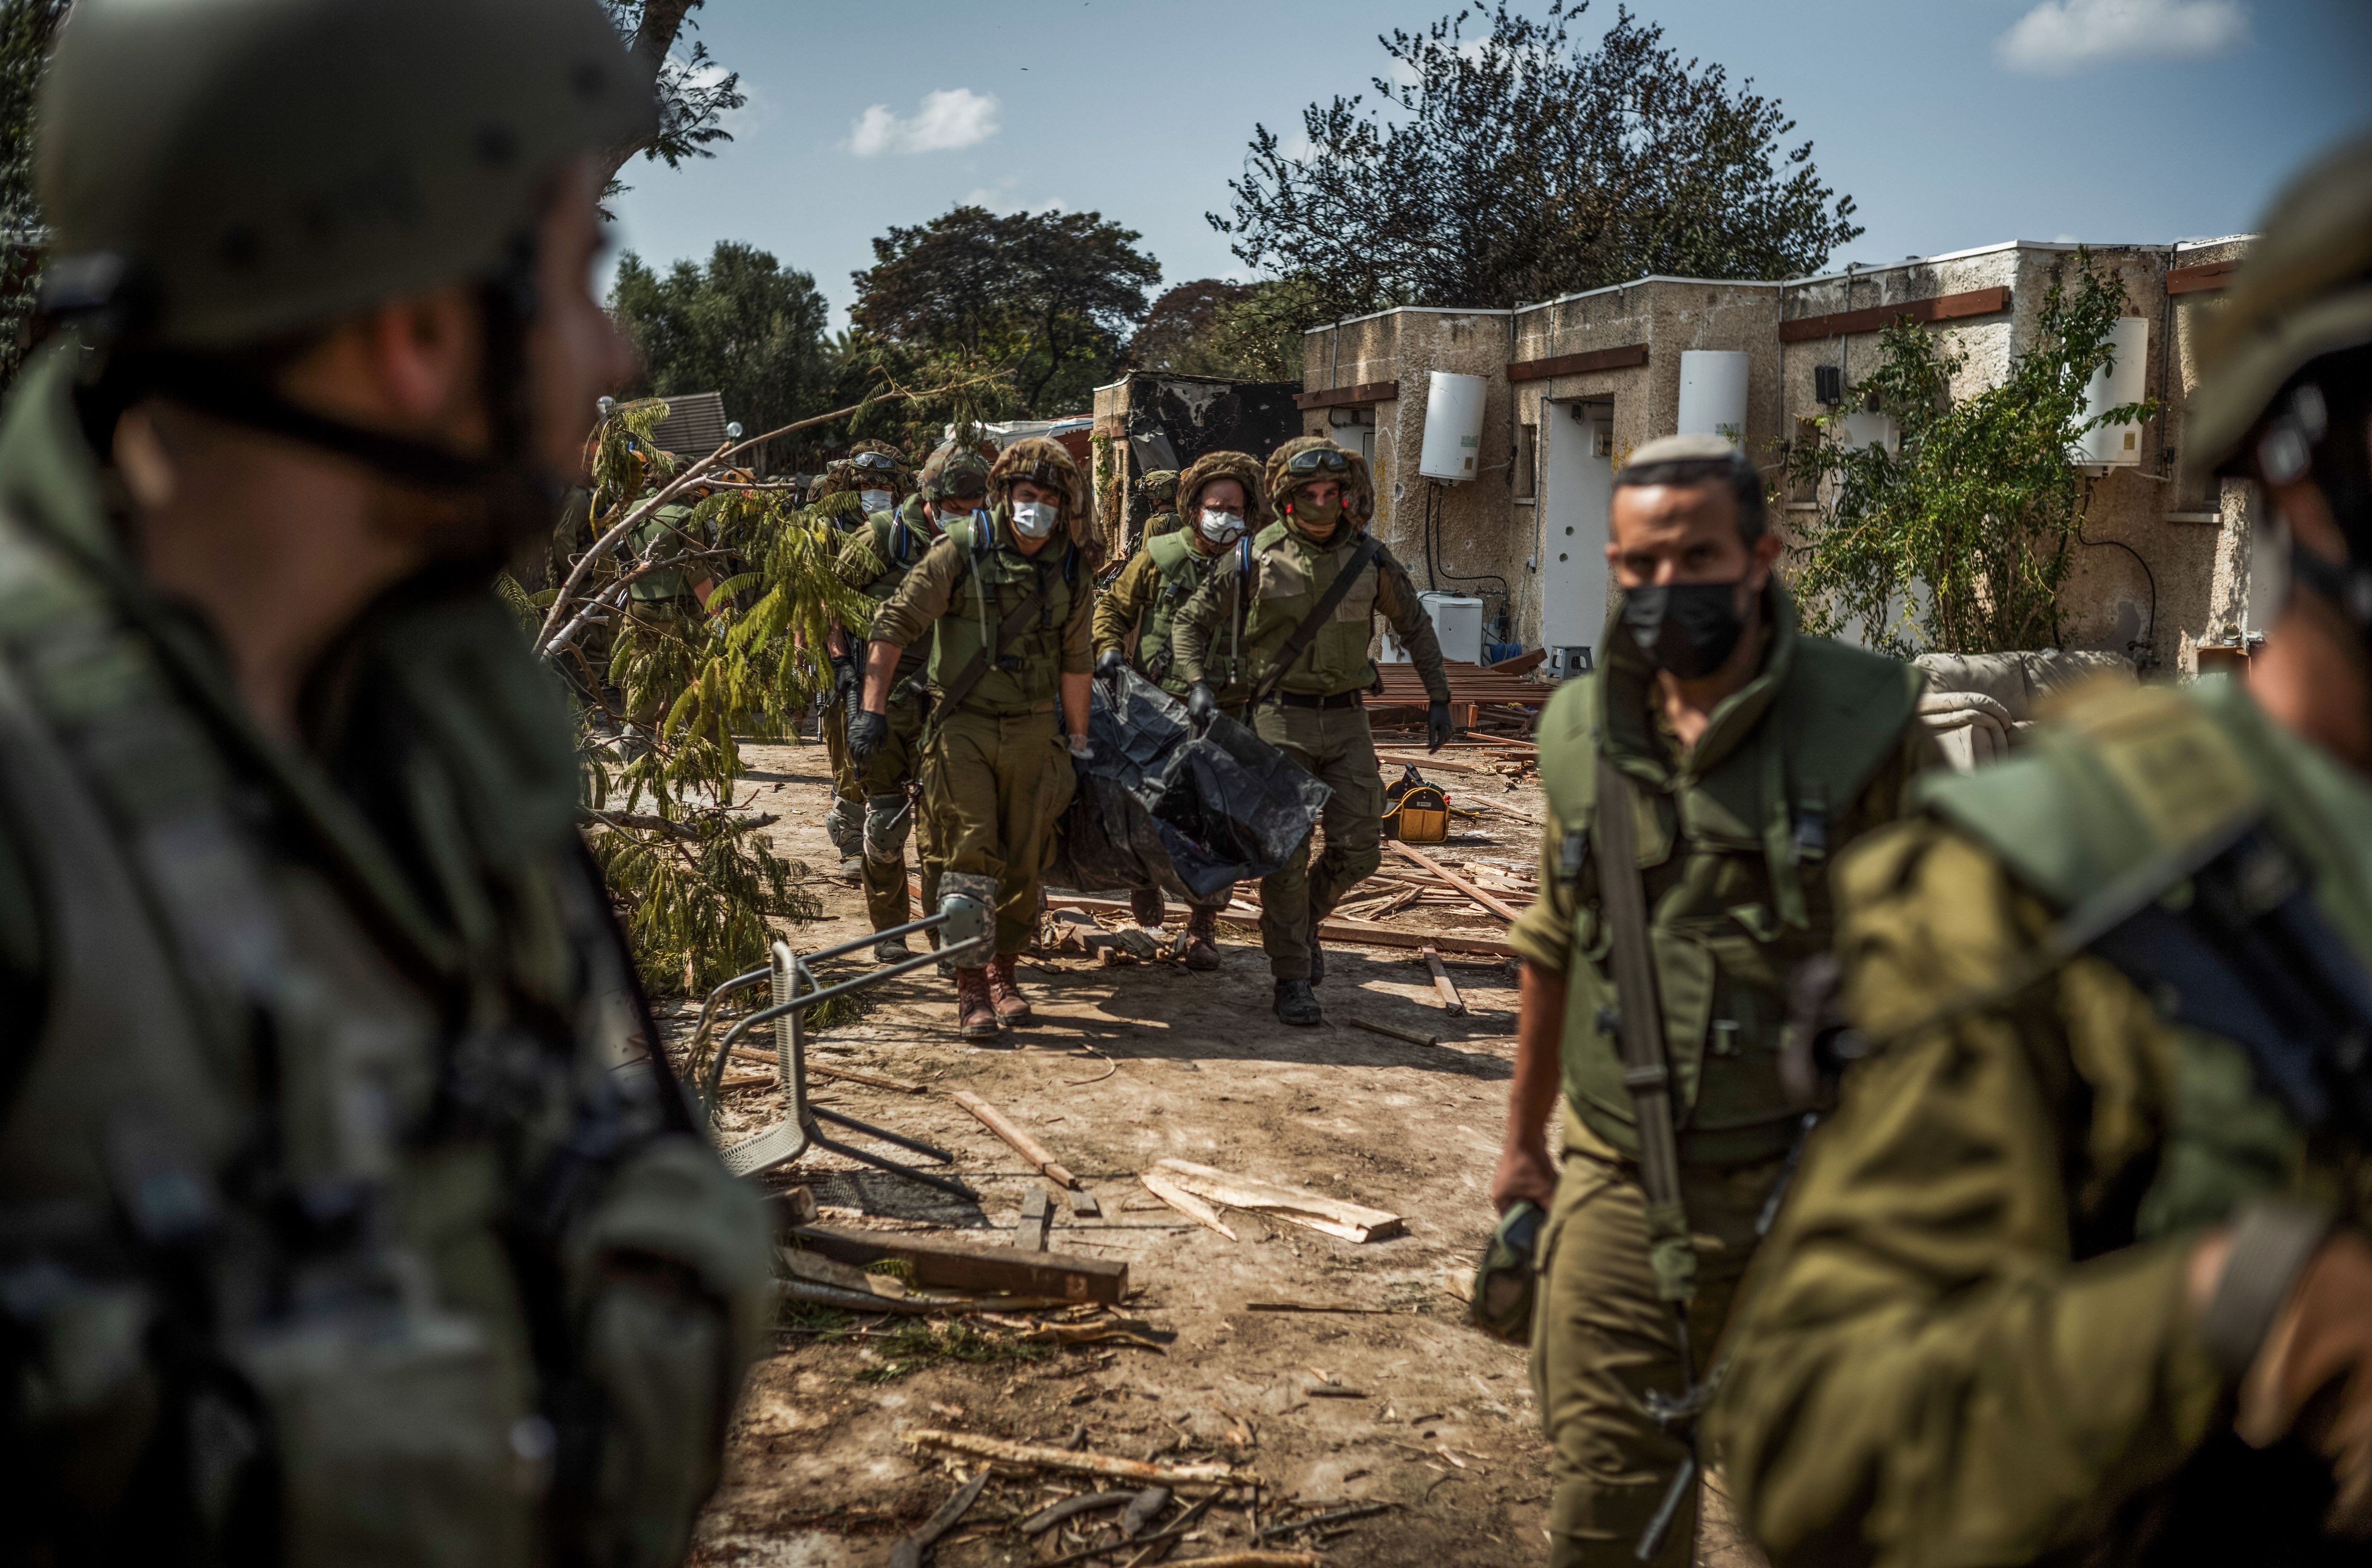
xmin=626 ymin=498 xmax=700 ymax=604
xmin=925 ymin=510 xmax=1079 ymax=718
xmin=1537 ymin=586 xmax=1923 ymax=1164
xmin=1916 ymin=676 xmax=2372 ymax=1236
xmin=1137 ymin=530 xmax=1251 ymax=697
xmin=863 ymin=498 xmax=944 ymax=687
xmin=1240 ymin=520 xmax=1384 ymax=699
xmin=0 ymin=347 xmax=771 ymax=1566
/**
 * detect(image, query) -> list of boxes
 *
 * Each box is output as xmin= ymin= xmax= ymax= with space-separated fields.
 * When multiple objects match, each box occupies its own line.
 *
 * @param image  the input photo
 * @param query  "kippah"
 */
xmin=1623 ymin=434 xmax=1741 ymax=471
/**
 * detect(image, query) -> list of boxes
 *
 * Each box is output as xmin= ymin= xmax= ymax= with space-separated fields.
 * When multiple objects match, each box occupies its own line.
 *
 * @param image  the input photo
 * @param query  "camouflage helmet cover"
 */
xmin=988 ymin=436 xmax=1091 ymax=548
xmin=1265 ymin=434 xmax=1374 ymax=525
xmin=1133 ymin=468 xmax=1179 ymax=505
xmin=1174 ymin=450 xmax=1270 ymax=530
xmin=918 ymin=440 xmax=992 ymax=503
xmin=2189 ymin=132 xmax=2372 ymax=480
xmin=36 ymin=0 xmax=655 ymax=350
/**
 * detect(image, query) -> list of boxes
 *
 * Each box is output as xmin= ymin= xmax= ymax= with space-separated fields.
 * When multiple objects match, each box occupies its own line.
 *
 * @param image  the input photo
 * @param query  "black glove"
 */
xmin=847 ymin=708 xmax=888 ymax=764
xmin=1427 ymin=700 xmax=1456 ymax=753
xmin=1186 ymin=682 xmax=1219 ymax=726
xmin=830 ymin=653 xmax=857 ymax=699
xmin=1095 ymin=647 xmax=1127 ymax=681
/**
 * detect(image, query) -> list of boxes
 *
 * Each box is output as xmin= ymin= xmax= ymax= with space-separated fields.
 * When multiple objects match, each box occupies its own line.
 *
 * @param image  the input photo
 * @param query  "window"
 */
xmin=1789 ymin=419 xmax=1821 ymax=506
xmin=1515 ymin=422 xmax=1538 ymax=500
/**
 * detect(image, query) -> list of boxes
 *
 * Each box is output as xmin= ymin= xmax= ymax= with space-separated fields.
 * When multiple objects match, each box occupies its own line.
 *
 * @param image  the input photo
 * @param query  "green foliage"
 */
xmin=1130 ymin=277 xmax=1330 ymax=381
xmin=609 ymin=241 xmax=834 ymax=443
xmin=589 ymin=812 xmax=817 ymax=997
xmin=852 ymin=204 xmax=1161 ymax=416
xmin=1785 ymin=255 xmax=2159 ymax=657
xmin=1215 ymin=1 xmax=1859 ymax=314
xmin=0 ymin=0 xmax=68 ymax=403
xmin=851 ymin=1318 xmax=1050 ymax=1384
xmin=598 ymin=1 xmax=745 ymax=196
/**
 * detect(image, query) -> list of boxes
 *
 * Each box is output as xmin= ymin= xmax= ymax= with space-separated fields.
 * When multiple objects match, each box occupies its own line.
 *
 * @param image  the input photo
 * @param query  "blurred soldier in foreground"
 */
xmin=1171 ymin=436 xmax=1452 ymax=1025
xmin=1713 ymin=134 xmax=2372 ymax=1568
xmin=0 ymin=1 xmax=774 ymax=1562
xmin=855 ymin=438 xmax=1096 ymax=1040
xmin=833 ymin=440 xmax=991 ymax=959
xmin=1093 ymin=449 xmax=1268 ymax=970
xmin=1492 ymin=436 xmax=1935 ymax=1566
xmin=816 ymin=442 xmax=911 ymax=876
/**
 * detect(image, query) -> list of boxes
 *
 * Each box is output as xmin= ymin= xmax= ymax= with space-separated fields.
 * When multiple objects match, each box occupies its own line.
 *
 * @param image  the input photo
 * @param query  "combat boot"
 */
xmin=1273 ymin=978 xmax=1321 ymax=1026
xmin=1307 ymin=936 xmax=1325 ymax=986
xmin=873 ymin=932 xmax=911 ymax=964
xmin=988 ymin=954 xmax=1034 ymax=1025
xmin=954 ymin=968 xmax=1000 ymax=1040
xmin=1183 ymin=906 xmax=1222 ymax=972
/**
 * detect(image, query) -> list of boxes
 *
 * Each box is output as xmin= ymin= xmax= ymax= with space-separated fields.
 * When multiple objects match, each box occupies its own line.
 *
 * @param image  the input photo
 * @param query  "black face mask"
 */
xmin=1620 ymin=580 xmax=1749 ymax=679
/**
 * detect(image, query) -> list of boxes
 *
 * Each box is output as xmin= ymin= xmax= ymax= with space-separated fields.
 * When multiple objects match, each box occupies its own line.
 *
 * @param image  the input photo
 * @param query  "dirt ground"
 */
xmin=676 ymin=734 xmax=1740 ymax=1568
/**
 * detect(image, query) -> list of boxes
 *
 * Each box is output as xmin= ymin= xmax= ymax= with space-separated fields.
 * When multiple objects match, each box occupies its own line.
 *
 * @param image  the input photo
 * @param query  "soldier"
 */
xmin=816 ymin=442 xmax=913 ymax=877
xmin=834 ymin=440 xmax=992 ymax=960
xmin=1133 ymin=466 xmax=1181 ymax=552
xmin=1711 ymin=135 xmax=2372 ymax=1568
xmin=0 ymin=0 xmax=776 ymax=1561
xmin=1490 ymin=434 xmax=1937 ymax=1567
xmin=853 ymin=438 xmax=1096 ymax=1040
xmin=1092 ymin=450 xmax=1268 ymax=969
xmin=1171 ymin=435 xmax=1454 ymax=1025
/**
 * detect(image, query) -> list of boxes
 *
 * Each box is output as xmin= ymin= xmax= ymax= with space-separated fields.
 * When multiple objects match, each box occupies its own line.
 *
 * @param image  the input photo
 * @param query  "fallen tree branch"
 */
xmin=900 ymin=1428 xmax=1260 ymax=1487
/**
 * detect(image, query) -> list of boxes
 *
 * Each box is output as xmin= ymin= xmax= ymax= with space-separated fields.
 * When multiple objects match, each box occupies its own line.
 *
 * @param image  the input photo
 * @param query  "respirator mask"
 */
xmin=859 ymin=488 xmax=892 ymax=514
xmin=1010 ymin=499 xmax=1059 ymax=540
xmin=1198 ymin=507 xmax=1245 ymax=545
xmin=1619 ymin=580 xmax=1751 ymax=679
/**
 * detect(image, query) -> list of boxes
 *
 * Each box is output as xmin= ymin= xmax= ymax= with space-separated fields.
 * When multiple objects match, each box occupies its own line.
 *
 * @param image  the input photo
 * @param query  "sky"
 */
xmin=606 ymin=0 xmax=2372 ymax=329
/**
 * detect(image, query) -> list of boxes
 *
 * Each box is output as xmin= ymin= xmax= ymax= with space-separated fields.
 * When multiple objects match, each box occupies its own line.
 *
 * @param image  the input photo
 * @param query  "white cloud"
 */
xmin=846 ymin=88 xmax=1001 ymax=156
xmin=1997 ymin=0 xmax=2249 ymax=75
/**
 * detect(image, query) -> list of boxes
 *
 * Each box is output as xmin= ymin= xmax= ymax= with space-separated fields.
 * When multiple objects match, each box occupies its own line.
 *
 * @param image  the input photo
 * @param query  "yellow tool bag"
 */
xmin=1382 ymin=764 xmax=1450 ymax=844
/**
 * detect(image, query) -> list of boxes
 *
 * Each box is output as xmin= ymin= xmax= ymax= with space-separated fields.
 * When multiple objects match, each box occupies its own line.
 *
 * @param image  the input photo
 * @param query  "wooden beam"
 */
xmin=951 ymin=1089 xmax=1079 ymax=1190
xmin=1293 ymin=379 xmax=1399 ymax=411
xmin=788 ymin=1224 xmax=1129 ymax=1304
xmin=1313 ymin=917 xmax=1516 ymax=960
xmin=1779 ymin=286 xmax=2011 ymax=343
xmin=1386 ymin=840 xmax=1527 ymax=922
xmin=2168 ymin=259 xmax=2238 ymax=296
xmin=1507 ymin=342 xmax=1649 ymax=382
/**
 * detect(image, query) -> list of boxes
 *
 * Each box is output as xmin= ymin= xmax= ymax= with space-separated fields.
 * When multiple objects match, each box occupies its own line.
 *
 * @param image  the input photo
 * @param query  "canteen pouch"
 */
xmin=241 ymin=1308 xmax=534 ymax=1568
xmin=1383 ymin=765 xmax=1450 ymax=844
xmin=1469 ymin=1199 xmax=1545 ymax=1343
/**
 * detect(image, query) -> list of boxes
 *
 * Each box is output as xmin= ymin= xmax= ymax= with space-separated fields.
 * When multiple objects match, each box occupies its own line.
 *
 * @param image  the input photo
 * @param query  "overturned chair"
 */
xmin=689 ymin=890 xmax=992 ymax=1196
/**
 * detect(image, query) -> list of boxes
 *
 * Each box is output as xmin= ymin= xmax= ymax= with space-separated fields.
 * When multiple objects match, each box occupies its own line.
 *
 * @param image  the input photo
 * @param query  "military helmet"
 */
xmin=1174 ymin=450 xmax=1270 ymax=529
xmin=988 ymin=435 xmax=1090 ymax=539
xmin=1134 ymin=468 xmax=1180 ymax=507
xmin=2189 ymin=133 xmax=2372 ymax=484
xmin=1265 ymin=434 xmax=1374 ymax=525
xmin=918 ymin=440 xmax=992 ymax=504
xmin=36 ymin=0 xmax=655 ymax=350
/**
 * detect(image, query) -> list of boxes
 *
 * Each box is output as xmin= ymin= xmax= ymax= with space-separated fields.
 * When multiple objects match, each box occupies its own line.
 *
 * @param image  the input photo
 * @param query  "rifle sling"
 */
xmin=1248 ymin=533 xmax=1381 ymax=707
xmin=932 ymin=575 xmax=1048 ymax=726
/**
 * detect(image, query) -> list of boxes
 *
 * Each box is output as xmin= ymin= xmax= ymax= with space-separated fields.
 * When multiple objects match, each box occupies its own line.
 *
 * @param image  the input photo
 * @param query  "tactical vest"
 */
xmin=1917 ymin=677 xmax=2372 ymax=1236
xmin=626 ymin=499 xmax=699 ymax=603
xmin=1240 ymin=520 xmax=1382 ymax=699
xmin=924 ymin=512 xmax=1079 ymax=717
xmin=0 ymin=349 xmax=766 ymax=1565
xmin=864 ymin=499 xmax=944 ymax=687
xmin=1537 ymin=595 xmax=1923 ymax=1163
xmin=1136 ymin=530 xmax=1250 ymax=697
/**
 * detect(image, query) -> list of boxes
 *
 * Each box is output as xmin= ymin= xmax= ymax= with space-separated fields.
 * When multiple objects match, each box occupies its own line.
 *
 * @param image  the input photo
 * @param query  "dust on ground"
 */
xmin=677 ymin=736 xmax=1752 ymax=1567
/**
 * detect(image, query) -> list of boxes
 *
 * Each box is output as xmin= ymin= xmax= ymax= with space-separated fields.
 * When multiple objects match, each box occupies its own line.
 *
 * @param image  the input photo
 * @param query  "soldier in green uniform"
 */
xmin=1711 ymin=135 xmax=2372 ymax=1568
xmin=817 ymin=441 xmax=913 ymax=876
xmin=833 ymin=440 xmax=991 ymax=960
xmin=1092 ymin=450 xmax=1268 ymax=969
xmin=1131 ymin=466 xmax=1181 ymax=553
xmin=1490 ymin=435 xmax=1937 ymax=1567
xmin=0 ymin=1 xmax=776 ymax=1561
xmin=854 ymin=438 xmax=1096 ymax=1040
xmin=1171 ymin=435 xmax=1454 ymax=1025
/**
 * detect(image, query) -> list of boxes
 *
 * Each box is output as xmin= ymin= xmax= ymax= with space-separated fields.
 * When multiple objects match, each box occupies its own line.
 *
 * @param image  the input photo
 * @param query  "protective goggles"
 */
xmin=1002 ymin=462 xmax=1067 ymax=492
xmin=852 ymin=451 xmax=901 ymax=474
xmin=1284 ymin=447 xmax=1353 ymax=476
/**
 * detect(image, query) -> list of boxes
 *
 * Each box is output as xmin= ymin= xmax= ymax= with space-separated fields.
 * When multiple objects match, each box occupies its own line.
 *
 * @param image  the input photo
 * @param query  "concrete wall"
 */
xmin=1306 ymin=235 xmax=2262 ymax=673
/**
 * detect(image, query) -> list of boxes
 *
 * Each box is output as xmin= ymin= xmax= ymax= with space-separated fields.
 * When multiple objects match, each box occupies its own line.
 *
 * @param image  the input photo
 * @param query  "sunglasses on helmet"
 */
xmin=1285 ymin=447 xmax=1353 ymax=475
xmin=852 ymin=451 xmax=900 ymax=473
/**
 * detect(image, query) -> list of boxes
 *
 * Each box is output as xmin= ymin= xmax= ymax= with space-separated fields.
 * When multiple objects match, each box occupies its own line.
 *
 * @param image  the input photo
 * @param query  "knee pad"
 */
xmin=824 ymin=795 xmax=863 ymax=856
xmin=1332 ymin=843 xmax=1382 ymax=886
xmin=862 ymin=792 xmax=913 ymax=865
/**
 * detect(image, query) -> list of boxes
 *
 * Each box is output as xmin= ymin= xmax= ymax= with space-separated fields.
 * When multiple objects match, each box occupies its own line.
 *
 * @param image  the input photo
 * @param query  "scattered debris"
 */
xmin=1348 ymin=1016 xmax=1439 ymax=1049
xmin=1022 ymin=1492 xmax=1138 ymax=1535
xmin=1422 ymin=946 xmax=1468 ymax=1015
xmin=1243 ymin=1302 xmax=1399 ymax=1316
xmin=1120 ymin=1484 xmax=1173 ymax=1537
xmin=889 ymin=1467 xmax=989 ymax=1568
xmin=1256 ymin=1502 xmax=1395 ymax=1540
xmin=1387 ymin=840 xmax=1526 ymax=922
xmin=901 ymin=1428 xmax=1261 ymax=1487
xmin=1151 ymin=1159 xmax=1405 ymax=1243
xmin=952 ymin=1088 xmax=1081 ymax=1189
xmin=1016 ymin=1184 xmax=1053 ymax=1252
xmin=1305 ymin=1382 xmax=1369 ymax=1398
xmin=1139 ymin=1171 xmax=1239 ymax=1240
xmin=789 ymin=1223 xmax=1128 ymax=1303
xmin=1071 ymin=1185 xmax=1104 ymax=1218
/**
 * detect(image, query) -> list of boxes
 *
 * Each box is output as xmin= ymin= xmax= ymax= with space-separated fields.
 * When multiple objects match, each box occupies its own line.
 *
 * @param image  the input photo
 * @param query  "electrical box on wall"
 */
xmin=1418 ymin=371 xmax=1488 ymax=482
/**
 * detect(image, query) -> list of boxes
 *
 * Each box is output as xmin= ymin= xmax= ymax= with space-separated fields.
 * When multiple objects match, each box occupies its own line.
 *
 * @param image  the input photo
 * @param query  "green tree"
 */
xmin=598 ymin=0 xmax=745 ymax=194
xmin=1785 ymin=255 xmax=2158 ymax=658
xmin=1214 ymin=1 xmax=1860 ymax=315
xmin=852 ymin=204 xmax=1161 ymax=415
xmin=609 ymin=241 xmax=833 ymax=443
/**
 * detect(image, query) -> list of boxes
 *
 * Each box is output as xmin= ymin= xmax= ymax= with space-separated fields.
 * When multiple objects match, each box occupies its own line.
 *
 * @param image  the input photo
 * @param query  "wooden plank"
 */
xmin=1423 ymin=947 xmax=1467 ymax=1015
xmin=1488 ymin=648 xmax=1547 ymax=676
xmin=1507 ymin=342 xmax=1649 ymax=382
xmin=1350 ymin=1016 xmax=1440 ymax=1048
xmin=1387 ymin=840 xmax=1526 ymax=922
xmin=1779 ymin=285 xmax=2011 ymax=343
xmin=1152 ymin=1158 xmax=1405 ymax=1243
xmin=788 ymin=1223 xmax=1129 ymax=1304
xmin=1140 ymin=1171 xmax=1238 ymax=1240
xmin=902 ymin=1428 xmax=1260 ymax=1488
xmin=1292 ymin=379 xmax=1399 ymax=411
xmin=2168 ymin=258 xmax=2238 ymax=296
xmin=1313 ymin=918 xmax=1517 ymax=959
xmin=951 ymin=1089 xmax=1079 ymax=1189
xmin=1016 ymin=1184 xmax=1052 ymax=1252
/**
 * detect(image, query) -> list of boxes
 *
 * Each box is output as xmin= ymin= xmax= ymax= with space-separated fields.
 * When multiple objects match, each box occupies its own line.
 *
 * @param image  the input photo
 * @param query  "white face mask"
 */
xmin=1198 ymin=507 xmax=1246 ymax=545
xmin=859 ymin=489 xmax=893 ymax=514
xmin=1010 ymin=499 xmax=1058 ymax=540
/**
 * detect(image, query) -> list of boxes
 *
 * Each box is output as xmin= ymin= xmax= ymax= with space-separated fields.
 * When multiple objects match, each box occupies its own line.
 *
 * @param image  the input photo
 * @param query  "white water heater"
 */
xmin=1677 ymin=351 xmax=1750 ymax=447
xmin=1418 ymin=371 xmax=1489 ymax=482
xmin=2074 ymin=317 xmax=2151 ymax=470
xmin=1380 ymin=592 xmax=1485 ymax=665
